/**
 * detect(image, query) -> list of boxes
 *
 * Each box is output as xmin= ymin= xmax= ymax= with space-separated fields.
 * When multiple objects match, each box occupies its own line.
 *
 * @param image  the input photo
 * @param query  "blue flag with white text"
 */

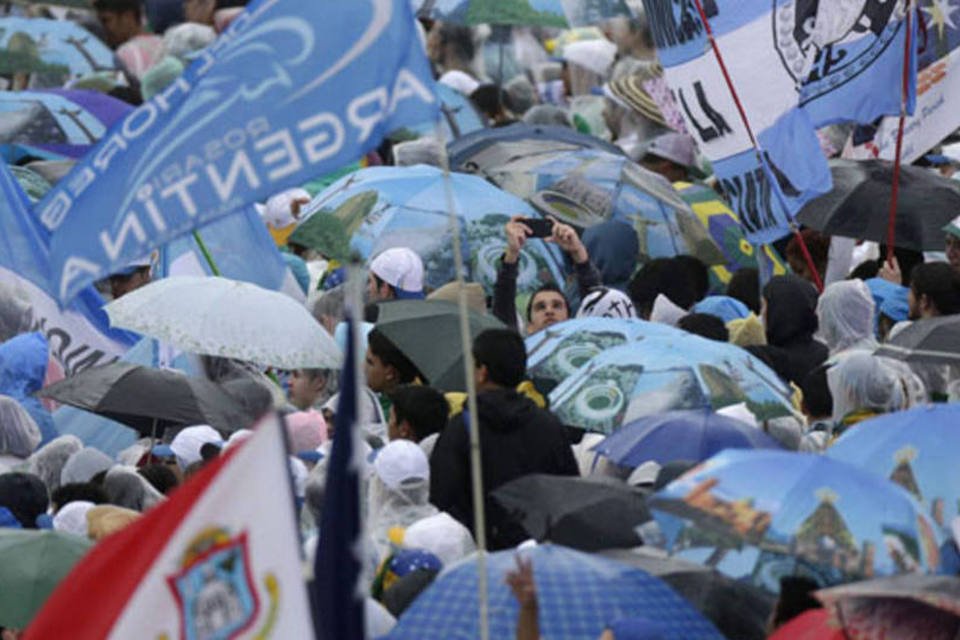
xmin=643 ymin=0 xmax=917 ymax=243
xmin=40 ymin=0 xmax=439 ymax=303
xmin=312 ymin=314 xmax=365 ymax=640
xmin=0 ymin=164 xmax=137 ymax=379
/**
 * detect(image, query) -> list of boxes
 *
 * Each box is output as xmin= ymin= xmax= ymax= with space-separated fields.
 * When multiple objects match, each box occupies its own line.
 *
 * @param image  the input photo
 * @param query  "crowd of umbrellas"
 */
xmin=3 ymin=0 xmax=960 ymax=639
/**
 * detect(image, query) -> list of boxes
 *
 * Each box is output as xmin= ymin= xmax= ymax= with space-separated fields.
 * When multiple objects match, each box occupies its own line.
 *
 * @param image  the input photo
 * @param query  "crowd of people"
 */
xmin=3 ymin=0 xmax=960 ymax=638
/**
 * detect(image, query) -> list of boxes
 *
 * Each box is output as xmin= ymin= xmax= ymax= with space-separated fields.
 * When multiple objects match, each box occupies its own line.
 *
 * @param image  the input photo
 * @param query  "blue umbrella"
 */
xmin=413 ymin=0 xmax=635 ymax=28
xmin=827 ymin=404 xmax=960 ymax=532
xmin=547 ymin=334 xmax=795 ymax=435
xmin=386 ymin=544 xmax=724 ymax=640
xmin=593 ymin=410 xmax=782 ymax=468
xmin=650 ymin=450 xmax=943 ymax=585
xmin=525 ymin=317 xmax=682 ymax=393
xmin=298 ymin=165 xmax=565 ymax=295
xmin=403 ymin=83 xmax=486 ymax=141
xmin=448 ymin=122 xmax=623 ymax=169
xmin=0 ymin=18 xmax=115 ymax=87
xmin=0 ymin=90 xmax=131 ymax=160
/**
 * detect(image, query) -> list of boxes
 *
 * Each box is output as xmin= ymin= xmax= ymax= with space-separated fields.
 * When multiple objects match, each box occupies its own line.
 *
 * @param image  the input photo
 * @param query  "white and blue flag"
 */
xmin=644 ymin=0 xmax=918 ymax=243
xmin=40 ymin=0 xmax=438 ymax=303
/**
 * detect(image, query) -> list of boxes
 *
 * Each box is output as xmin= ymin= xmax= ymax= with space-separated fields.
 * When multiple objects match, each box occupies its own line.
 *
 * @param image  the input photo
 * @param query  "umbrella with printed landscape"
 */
xmin=0 ymin=17 xmax=115 ymax=87
xmin=413 ymin=0 xmax=634 ymax=28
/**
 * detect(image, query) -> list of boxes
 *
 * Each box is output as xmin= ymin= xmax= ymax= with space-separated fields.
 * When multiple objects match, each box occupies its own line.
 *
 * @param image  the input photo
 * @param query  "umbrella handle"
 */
xmin=885 ymin=2 xmax=914 ymax=261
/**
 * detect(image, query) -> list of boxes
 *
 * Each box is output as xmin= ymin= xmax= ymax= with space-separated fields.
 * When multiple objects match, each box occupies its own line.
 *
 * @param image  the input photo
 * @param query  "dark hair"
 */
xmin=525 ymin=283 xmax=570 ymax=322
xmin=368 ymin=328 xmax=424 ymax=384
xmin=726 ymin=267 xmax=760 ymax=314
xmin=388 ymin=385 xmax=449 ymax=442
xmin=51 ymin=482 xmax=109 ymax=510
xmin=138 ymin=464 xmax=180 ymax=495
xmin=800 ymin=366 xmax=833 ymax=419
xmin=0 ymin=473 xmax=49 ymax=528
xmin=673 ymin=255 xmax=710 ymax=302
xmin=770 ymin=576 xmax=822 ymax=631
xmin=911 ymin=262 xmax=960 ymax=316
xmin=785 ymin=229 xmax=830 ymax=278
xmin=677 ymin=313 xmax=729 ymax=342
xmin=848 ymin=260 xmax=880 ymax=281
xmin=92 ymin=0 xmax=141 ymax=16
xmin=436 ymin=23 xmax=475 ymax=61
xmin=628 ymin=258 xmax=696 ymax=317
xmin=877 ymin=244 xmax=924 ymax=285
xmin=473 ymin=329 xmax=527 ymax=388
xmin=470 ymin=84 xmax=514 ymax=119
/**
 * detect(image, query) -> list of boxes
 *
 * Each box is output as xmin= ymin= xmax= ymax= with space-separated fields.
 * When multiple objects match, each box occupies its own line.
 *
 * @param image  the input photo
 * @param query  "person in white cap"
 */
xmin=368 ymin=247 xmax=425 ymax=302
xmin=368 ymin=440 xmax=436 ymax=562
xmin=640 ymin=132 xmax=702 ymax=183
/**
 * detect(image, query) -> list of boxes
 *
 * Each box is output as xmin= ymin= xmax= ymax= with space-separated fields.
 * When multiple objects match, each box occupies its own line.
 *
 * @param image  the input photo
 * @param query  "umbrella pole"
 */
xmin=437 ymin=122 xmax=491 ymax=640
xmin=689 ymin=0 xmax=825 ymax=291
xmin=885 ymin=1 xmax=914 ymax=262
xmin=192 ymin=230 xmax=222 ymax=276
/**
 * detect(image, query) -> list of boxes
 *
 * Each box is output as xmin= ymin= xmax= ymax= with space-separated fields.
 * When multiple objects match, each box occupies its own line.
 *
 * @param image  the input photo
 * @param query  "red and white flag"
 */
xmin=25 ymin=413 xmax=313 ymax=639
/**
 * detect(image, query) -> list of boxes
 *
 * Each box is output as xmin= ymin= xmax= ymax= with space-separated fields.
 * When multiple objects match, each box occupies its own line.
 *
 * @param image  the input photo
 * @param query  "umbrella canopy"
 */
xmin=0 ymin=529 xmax=92 ymax=630
xmin=650 ymin=450 xmax=943 ymax=585
xmin=827 ymin=404 xmax=960 ymax=530
xmin=402 ymin=83 xmax=486 ymax=141
xmin=38 ymin=362 xmax=264 ymax=436
xmin=448 ymin=122 xmax=623 ymax=170
xmin=298 ymin=165 xmax=565 ymax=296
xmin=0 ymin=17 xmax=115 ymax=87
xmin=374 ymin=299 xmax=504 ymax=391
xmin=413 ymin=0 xmax=635 ymax=28
xmin=676 ymin=181 xmax=788 ymax=289
xmin=0 ymin=90 xmax=131 ymax=160
xmin=386 ymin=544 xmax=724 ymax=640
xmin=525 ymin=317 xmax=683 ymax=393
xmin=797 ymin=160 xmax=960 ymax=251
xmin=593 ymin=409 xmax=783 ymax=468
xmin=490 ymin=474 xmax=651 ymax=551
xmin=768 ymin=609 xmax=844 ymax=640
xmin=547 ymin=335 xmax=795 ymax=435
xmin=875 ymin=316 xmax=960 ymax=365
xmin=815 ymin=574 xmax=960 ymax=640
xmin=105 ymin=276 xmax=342 ymax=370
xmin=475 ymin=146 xmax=724 ymax=264
xmin=601 ymin=548 xmax=775 ymax=640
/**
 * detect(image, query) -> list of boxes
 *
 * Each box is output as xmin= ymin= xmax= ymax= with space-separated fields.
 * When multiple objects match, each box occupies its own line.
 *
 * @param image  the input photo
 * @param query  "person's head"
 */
xmin=762 ymin=275 xmax=820 ymax=346
xmin=93 ymin=0 xmax=143 ymax=48
xmin=312 ymin=286 xmax=345 ymax=334
xmin=909 ymin=262 xmax=960 ymax=319
xmin=472 ymin=329 xmax=526 ymax=391
xmin=947 ymin=232 xmax=960 ymax=271
xmin=426 ymin=21 xmax=474 ymax=67
xmin=628 ymin=258 xmax=696 ymax=319
xmin=727 ymin=267 xmax=760 ymax=314
xmin=388 ymin=385 xmax=448 ymax=443
xmin=576 ymin=287 xmax=637 ymax=319
xmin=470 ymin=84 xmax=515 ymax=125
xmin=767 ymin=576 xmax=822 ymax=633
xmin=182 ymin=0 xmax=215 ymax=25
xmin=365 ymin=328 xmax=422 ymax=393
xmin=677 ymin=313 xmax=729 ymax=342
xmin=169 ymin=425 xmax=223 ymax=471
xmin=800 ymin=366 xmax=833 ymax=422
xmin=108 ymin=265 xmax=151 ymax=300
xmin=368 ymin=248 xmax=425 ymax=302
xmin=640 ymin=133 xmax=699 ymax=183
xmin=137 ymin=464 xmax=179 ymax=495
xmin=525 ymin=283 xmax=570 ymax=334
xmin=0 ymin=472 xmax=48 ymax=528
xmin=288 ymin=368 xmax=327 ymax=410
xmin=849 ymin=259 xmax=880 ymax=281
xmin=826 ymin=352 xmax=905 ymax=422
xmin=816 ymin=280 xmax=876 ymax=354
xmin=50 ymin=482 xmax=108 ymax=512
xmin=522 ymin=104 xmax=572 ymax=128
xmin=673 ymin=255 xmax=709 ymax=303
xmin=785 ymin=230 xmax=830 ymax=285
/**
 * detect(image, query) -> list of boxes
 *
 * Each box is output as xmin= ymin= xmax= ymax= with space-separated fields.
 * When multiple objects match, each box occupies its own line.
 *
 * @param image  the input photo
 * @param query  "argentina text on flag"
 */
xmin=643 ymin=0 xmax=917 ymax=244
xmin=40 ymin=0 xmax=438 ymax=303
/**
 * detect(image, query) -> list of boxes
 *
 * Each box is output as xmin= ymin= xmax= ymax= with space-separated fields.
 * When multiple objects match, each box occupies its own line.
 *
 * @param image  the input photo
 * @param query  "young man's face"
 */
xmin=97 ymin=10 xmax=138 ymax=47
xmin=946 ymin=235 xmax=960 ymax=271
xmin=364 ymin=347 xmax=393 ymax=393
xmin=527 ymin=290 xmax=568 ymax=334
xmin=288 ymin=369 xmax=323 ymax=410
xmin=367 ymin=273 xmax=392 ymax=303
xmin=387 ymin=406 xmax=412 ymax=442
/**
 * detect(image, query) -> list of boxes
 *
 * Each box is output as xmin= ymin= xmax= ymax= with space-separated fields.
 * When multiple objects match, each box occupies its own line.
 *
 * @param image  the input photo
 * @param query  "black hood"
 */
xmin=763 ymin=275 xmax=819 ymax=347
xmin=476 ymin=388 xmax=541 ymax=433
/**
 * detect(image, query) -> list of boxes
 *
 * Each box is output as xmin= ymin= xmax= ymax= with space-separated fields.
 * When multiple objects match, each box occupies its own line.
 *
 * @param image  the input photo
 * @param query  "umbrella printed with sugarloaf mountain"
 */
xmin=650 ymin=450 xmax=943 ymax=586
xmin=525 ymin=317 xmax=683 ymax=394
xmin=0 ymin=17 xmax=115 ymax=87
xmin=547 ymin=335 xmax=795 ymax=435
xmin=297 ymin=165 xmax=565 ymax=296
xmin=414 ymin=0 xmax=634 ymax=28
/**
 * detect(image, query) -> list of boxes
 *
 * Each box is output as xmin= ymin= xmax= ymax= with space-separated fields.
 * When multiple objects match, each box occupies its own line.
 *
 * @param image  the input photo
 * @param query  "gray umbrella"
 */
xmin=875 ymin=315 xmax=960 ymax=364
xmin=797 ymin=159 xmax=960 ymax=250
xmin=38 ymin=362 xmax=265 ymax=436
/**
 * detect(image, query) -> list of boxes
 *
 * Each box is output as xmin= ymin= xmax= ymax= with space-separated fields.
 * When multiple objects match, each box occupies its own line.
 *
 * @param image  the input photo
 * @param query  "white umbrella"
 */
xmin=105 ymin=276 xmax=341 ymax=370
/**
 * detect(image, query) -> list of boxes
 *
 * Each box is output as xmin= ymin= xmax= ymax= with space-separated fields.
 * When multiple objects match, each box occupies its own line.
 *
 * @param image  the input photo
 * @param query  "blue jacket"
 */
xmin=0 ymin=333 xmax=57 ymax=445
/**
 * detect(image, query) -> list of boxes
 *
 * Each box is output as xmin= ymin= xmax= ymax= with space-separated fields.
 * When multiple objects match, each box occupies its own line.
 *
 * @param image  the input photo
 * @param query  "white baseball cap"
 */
xmin=370 ymin=247 xmax=425 ymax=298
xmin=373 ymin=440 xmax=429 ymax=491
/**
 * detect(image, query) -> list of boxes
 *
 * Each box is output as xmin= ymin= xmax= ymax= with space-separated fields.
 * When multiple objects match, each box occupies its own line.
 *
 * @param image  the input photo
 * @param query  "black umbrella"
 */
xmin=38 ymin=362 xmax=260 ymax=436
xmin=797 ymin=159 xmax=960 ymax=250
xmin=600 ymin=548 xmax=775 ymax=640
xmin=491 ymin=474 xmax=651 ymax=551
xmin=375 ymin=300 xmax=504 ymax=391
xmin=875 ymin=315 xmax=960 ymax=364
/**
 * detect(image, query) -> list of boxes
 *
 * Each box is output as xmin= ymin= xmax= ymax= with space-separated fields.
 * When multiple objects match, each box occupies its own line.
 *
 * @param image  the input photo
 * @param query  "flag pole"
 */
xmin=690 ymin=0 xmax=824 ymax=292
xmin=885 ymin=0 xmax=915 ymax=262
xmin=436 ymin=123 xmax=491 ymax=640
xmin=192 ymin=230 xmax=222 ymax=276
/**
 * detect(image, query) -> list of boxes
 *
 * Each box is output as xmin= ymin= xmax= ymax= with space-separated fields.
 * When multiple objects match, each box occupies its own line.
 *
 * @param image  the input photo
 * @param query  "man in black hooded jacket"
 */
xmin=429 ymin=329 xmax=579 ymax=550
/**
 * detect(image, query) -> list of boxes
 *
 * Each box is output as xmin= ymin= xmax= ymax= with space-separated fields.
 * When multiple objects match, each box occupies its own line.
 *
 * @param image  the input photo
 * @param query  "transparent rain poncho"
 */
xmin=60 ymin=446 xmax=115 ymax=486
xmin=817 ymin=280 xmax=878 ymax=355
xmin=0 ymin=395 xmax=41 ymax=459
xmin=827 ymin=352 xmax=907 ymax=422
xmin=27 ymin=434 xmax=83 ymax=493
xmin=367 ymin=474 xmax=437 ymax=564
xmin=103 ymin=466 xmax=164 ymax=512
